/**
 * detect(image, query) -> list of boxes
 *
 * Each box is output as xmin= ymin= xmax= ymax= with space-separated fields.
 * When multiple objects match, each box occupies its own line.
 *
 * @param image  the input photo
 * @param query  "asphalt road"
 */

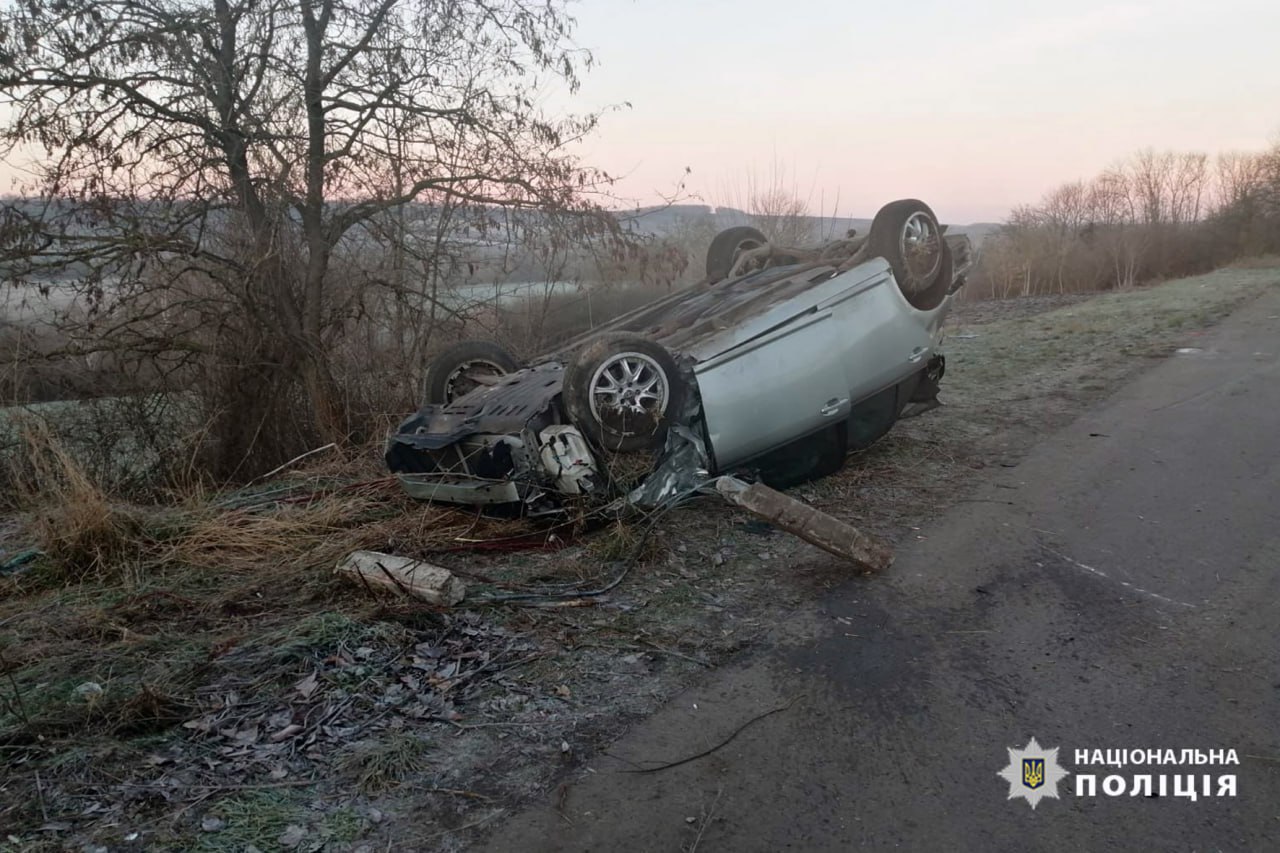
xmin=483 ymin=290 xmax=1280 ymax=852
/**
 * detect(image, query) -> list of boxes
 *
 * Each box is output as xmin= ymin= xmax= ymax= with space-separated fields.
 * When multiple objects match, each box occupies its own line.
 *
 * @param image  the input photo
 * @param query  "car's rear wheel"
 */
xmin=562 ymin=333 xmax=686 ymax=452
xmin=423 ymin=340 xmax=521 ymax=405
xmin=705 ymin=226 xmax=767 ymax=281
xmin=904 ymin=239 xmax=953 ymax=311
xmin=867 ymin=200 xmax=949 ymax=306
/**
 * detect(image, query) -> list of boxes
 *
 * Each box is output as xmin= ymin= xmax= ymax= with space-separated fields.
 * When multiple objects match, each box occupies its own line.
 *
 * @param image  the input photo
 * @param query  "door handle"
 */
xmin=908 ymin=346 xmax=927 ymax=363
xmin=820 ymin=398 xmax=848 ymax=417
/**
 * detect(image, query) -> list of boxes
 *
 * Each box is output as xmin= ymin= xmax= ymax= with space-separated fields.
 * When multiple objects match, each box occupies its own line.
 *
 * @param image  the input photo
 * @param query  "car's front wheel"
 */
xmin=562 ymin=333 xmax=686 ymax=453
xmin=422 ymin=340 xmax=521 ymax=405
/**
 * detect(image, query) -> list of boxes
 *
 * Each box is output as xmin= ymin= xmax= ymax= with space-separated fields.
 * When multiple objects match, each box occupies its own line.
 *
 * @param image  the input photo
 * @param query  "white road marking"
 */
xmin=1040 ymin=545 xmax=1198 ymax=609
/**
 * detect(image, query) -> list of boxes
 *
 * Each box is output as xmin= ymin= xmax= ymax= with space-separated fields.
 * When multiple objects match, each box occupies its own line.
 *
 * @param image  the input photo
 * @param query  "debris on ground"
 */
xmin=337 ymin=550 xmax=467 ymax=605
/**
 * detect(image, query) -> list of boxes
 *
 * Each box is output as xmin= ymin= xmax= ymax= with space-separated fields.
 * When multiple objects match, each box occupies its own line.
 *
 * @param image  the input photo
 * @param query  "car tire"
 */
xmin=423 ymin=340 xmax=521 ymax=405
xmin=705 ymin=226 xmax=767 ymax=281
xmin=904 ymin=239 xmax=953 ymax=311
xmin=562 ymin=332 xmax=686 ymax=453
xmin=867 ymin=199 xmax=950 ymax=307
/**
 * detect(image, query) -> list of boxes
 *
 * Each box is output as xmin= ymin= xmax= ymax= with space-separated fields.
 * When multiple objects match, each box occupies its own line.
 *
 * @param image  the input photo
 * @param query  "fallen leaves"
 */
xmin=163 ymin=613 xmax=543 ymax=793
xmin=293 ymin=671 xmax=319 ymax=700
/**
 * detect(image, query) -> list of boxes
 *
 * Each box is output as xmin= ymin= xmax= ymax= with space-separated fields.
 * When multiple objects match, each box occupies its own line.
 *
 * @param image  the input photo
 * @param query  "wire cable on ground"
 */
xmin=472 ymin=480 xmax=716 ymax=605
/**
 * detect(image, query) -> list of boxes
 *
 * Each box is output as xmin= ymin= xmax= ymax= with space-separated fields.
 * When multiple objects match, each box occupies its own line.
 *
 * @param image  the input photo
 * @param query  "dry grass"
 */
xmin=340 ymin=732 xmax=432 ymax=793
xmin=594 ymin=447 xmax=663 ymax=493
xmin=586 ymin=517 xmax=663 ymax=564
xmin=164 ymin=495 xmax=380 ymax=571
xmin=3 ymin=419 xmax=535 ymax=586
xmin=6 ymin=419 xmax=147 ymax=581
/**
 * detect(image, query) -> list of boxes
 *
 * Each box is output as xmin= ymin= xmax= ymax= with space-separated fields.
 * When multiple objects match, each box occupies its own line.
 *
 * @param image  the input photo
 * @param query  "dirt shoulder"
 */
xmin=1 ymin=265 xmax=1277 ymax=852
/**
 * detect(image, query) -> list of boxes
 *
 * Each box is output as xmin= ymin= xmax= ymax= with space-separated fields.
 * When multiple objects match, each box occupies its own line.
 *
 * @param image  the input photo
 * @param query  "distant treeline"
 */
xmin=968 ymin=146 xmax=1280 ymax=298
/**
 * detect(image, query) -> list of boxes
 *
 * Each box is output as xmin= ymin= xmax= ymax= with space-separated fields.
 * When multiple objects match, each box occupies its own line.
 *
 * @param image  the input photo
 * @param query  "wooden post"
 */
xmin=714 ymin=476 xmax=893 ymax=572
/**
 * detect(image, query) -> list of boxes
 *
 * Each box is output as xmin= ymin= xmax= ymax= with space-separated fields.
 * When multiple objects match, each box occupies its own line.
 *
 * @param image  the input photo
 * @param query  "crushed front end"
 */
xmin=384 ymin=363 xmax=603 ymax=514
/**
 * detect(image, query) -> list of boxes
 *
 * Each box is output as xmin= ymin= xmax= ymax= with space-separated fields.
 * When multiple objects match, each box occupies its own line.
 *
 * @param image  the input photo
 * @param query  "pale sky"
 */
xmin=564 ymin=0 xmax=1280 ymax=222
xmin=3 ymin=0 xmax=1276 ymax=225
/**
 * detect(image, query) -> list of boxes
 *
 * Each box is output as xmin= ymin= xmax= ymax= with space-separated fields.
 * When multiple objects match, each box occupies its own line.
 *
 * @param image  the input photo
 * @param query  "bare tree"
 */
xmin=1170 ymin=152 xmax=1209 ymax=225
xmin=1037 ymin=181 xmax=1090 ymax=292
xmin=1211 ymin=143 xmax=1280 ymax=256
xmin=716 ymin=161 xmax=816 ymax=247
xmin=1087 ymin=168 xmax=1145 ymax=289
xmin=747 ymin=186 xmax=813 ymax=246
xmin=977 ymin=147 xmax=1223 ymax=297
xmin=1215 ymin=151 xmax=1266 ymax=209
xmin=967 ymin=141 xmax=1279 ymax=300
xmin=0 ymin=0 xmax=615 ymax=473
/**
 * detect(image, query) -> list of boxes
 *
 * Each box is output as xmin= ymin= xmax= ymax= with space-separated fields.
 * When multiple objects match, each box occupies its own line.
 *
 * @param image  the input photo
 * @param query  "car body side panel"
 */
xmin=695 ymin=262 xmax=953 ymax=469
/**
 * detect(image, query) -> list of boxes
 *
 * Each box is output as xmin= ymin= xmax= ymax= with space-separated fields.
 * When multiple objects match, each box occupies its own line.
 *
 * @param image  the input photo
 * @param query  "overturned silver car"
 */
xmin=386 ymin=199 xmax=973 ymax=512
